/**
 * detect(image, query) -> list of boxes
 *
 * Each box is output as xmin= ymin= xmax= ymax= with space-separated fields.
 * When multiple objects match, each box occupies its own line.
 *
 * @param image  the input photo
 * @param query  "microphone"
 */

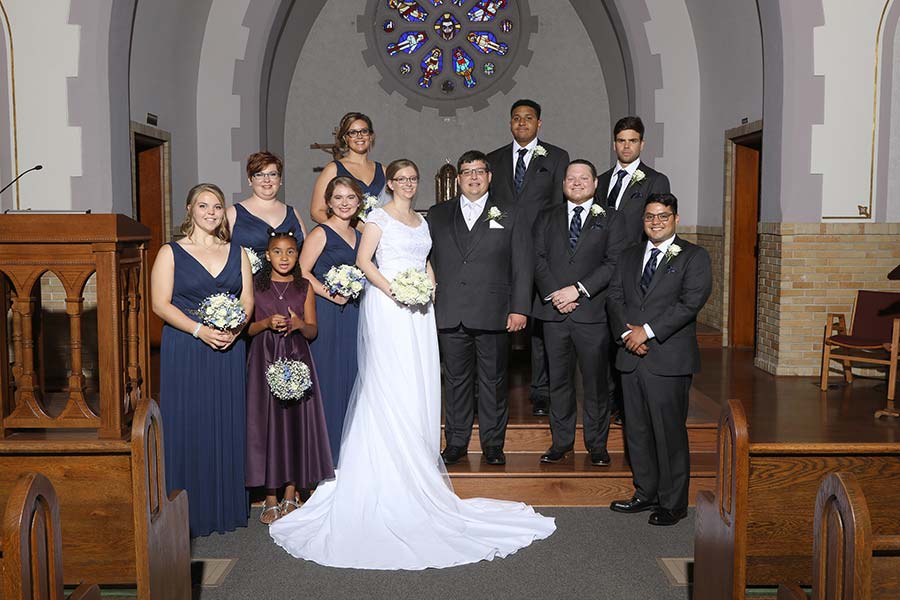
xmin=0 ymin=164 xmax=43 ymax=196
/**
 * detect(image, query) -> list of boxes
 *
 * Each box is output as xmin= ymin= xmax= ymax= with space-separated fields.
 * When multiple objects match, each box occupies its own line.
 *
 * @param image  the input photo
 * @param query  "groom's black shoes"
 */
xmin=540 ymin=446 xmax=573 ymax=463
xmin=609 ymin=496 xmax=659 ymax=513
xmin=441 ymin=445 xmax=468 ymax=465
xmin=483 ymin=447 xmax=506 ymax=465
xmin=648 ymin=507 xmax=687 ymax=526
xmin=589 ymin=448 xmax=611 ymax=467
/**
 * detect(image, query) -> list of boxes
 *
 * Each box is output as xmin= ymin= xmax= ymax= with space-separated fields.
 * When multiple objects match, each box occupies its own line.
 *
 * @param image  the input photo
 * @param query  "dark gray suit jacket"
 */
xmin=596 ymin=162 xmax=670 ymax=248
xmin=532 ymin=204 xmax=627 ymax=324
xmin=427 ymin=195 xmax=532 ymax=331
xmin=487 ymin=140 xmax=569 ymax=227
xmin=606 ymin=236 xmax=712 ymax=376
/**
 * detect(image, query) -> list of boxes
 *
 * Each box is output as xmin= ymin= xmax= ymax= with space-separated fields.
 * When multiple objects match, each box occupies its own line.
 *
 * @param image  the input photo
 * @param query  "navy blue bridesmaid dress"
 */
xmin=231 ymin=203 xmax=304 ymax=256
xmin=333 ymin=160 xmax=385 ymax=200
xmin=159 ymin=242 xmax=248 ymax=537
xmin=309 ymin=224 xmax=362 ymax=463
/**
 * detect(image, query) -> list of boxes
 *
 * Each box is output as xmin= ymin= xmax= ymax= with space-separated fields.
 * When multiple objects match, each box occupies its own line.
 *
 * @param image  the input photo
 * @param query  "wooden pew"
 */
xmin=693 ymin=399 xmax=900 ymax=599
xmin=1 ymin=472 xmax=100 ymax=599
xmin=777 ymin=472 xmax=900 ymax=600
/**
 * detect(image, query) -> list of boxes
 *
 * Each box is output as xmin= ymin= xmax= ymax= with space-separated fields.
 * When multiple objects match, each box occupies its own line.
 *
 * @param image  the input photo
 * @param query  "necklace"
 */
xmin=271 ymin=280 xmax=291 ymax=300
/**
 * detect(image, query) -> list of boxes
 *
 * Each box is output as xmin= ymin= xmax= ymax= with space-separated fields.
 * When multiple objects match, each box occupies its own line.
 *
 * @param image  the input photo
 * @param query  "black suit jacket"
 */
xmin=606 ymin=236 xmax=712 ymax=376
xmin=427 ymin=194 xmax=532 ymax=331
xmin=487 ymin=140 xmax=569 ymax=227
xmin=532 ymin=204 xmax=627 ymax=324
xmin=596 ymin=162 xmax=670 ymax=248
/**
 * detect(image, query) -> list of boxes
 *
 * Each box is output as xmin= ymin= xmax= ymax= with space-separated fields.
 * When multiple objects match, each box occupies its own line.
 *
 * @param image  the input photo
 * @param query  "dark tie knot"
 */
xmin=649 ymin=247 xmax=661 ymax=259
xmin=573 ymin=206 xmax=583 ymax=215
xmin=518 ymin=148 xmax=528 ymax=157
xmin=616 ymin=170 xmax=628 ymax=181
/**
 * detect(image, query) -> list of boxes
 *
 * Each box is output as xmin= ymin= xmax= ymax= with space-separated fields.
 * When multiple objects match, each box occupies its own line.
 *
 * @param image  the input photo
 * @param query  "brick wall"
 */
xmin=679 ymin=226 xmax=724 ymax=331
xmin=36 ymin=272 xmax=98 ymax=387
xmin=755 ymin=222 xmax=900 ymax=375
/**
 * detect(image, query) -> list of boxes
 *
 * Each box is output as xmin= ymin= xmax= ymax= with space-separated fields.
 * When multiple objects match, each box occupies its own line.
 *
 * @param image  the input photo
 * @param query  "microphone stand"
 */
xmin=0 ymin=164 xmax=43 ymax=196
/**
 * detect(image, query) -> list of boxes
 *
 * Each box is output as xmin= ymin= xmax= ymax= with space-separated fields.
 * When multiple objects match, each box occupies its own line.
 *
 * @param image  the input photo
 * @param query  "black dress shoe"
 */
xmin=532 ymin=404 xmax=549 ymax=417
xmin=441 ymin=445 xmax=468 ymax=465
xmin=483 ymin=447 xmax=506 ymax=465
xmin=609 ymin=496 xmax=659 ymax=513
xmin=540 ymin=446 xmax=572 ymax=463
xmin=610 ymin=410 xmax=624 ymax=426
xmin=590 ymin=448 xmax=611 ymax=466
xmin=648 ymin=507 xmax=688 ymax=526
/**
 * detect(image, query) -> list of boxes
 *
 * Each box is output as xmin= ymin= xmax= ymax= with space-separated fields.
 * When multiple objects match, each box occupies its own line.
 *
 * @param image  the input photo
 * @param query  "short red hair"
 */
xmin=245 ymin=151 xmax=283 ymax=179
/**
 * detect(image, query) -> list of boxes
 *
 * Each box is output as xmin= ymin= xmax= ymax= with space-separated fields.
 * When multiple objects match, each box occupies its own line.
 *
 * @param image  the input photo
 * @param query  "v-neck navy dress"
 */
xmin=159 ymin=242 xmax=248 ymax=537
xmin=231 ymin=203 xmax=304 ymax=257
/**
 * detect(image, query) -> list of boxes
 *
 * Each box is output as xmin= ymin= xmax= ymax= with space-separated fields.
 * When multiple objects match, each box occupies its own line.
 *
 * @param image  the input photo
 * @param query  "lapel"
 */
xmin=620 ymin=165 xmax=650 ymax=209
xmin=597 ymin=170 xmax=613 ymax=204
xmin=571 ymin=205 xmax=597 ymax=256
xmin=518 ymin=141 xmax=546 ymax=195
xmin=496 ymin=143 xmax=515 ymax=193
xmin=449 ymin=199 xmax=466 ymax=258
xmin=632 ymin=244 xmax=646 ymax=299
xmin=644 ymin=236 xmax=682 ymax=298
xmin=464 ymin=197 xmax=495 ymax=258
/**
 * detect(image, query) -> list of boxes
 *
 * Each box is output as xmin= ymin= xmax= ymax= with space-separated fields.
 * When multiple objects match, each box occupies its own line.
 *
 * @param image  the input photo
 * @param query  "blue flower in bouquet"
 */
xmin=197 ymin=293 xmax=247 ymax=331
xmin=390 ymin=268 xmax=433 ymax=307
xmin=266 ymin=358 xmax=312 ymax=403
xmin=357 ymin=195 xmax=379 ymax=222
xmin=323 ymin=264 xmax=366 ymax=299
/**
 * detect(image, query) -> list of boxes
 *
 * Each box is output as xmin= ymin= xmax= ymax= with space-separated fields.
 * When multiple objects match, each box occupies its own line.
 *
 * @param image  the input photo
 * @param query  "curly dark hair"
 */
xmin=254 ymin=230 xmax=306 ymax=292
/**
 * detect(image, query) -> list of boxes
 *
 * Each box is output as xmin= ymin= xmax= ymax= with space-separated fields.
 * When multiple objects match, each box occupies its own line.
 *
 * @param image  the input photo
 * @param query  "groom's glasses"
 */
xmin=459 ymin=168 xmax=489 ymax=178
xmin=643 ymin=212 xmax=673 ymax=223
xmin=392 ymin=176 xmax=419 ymax=184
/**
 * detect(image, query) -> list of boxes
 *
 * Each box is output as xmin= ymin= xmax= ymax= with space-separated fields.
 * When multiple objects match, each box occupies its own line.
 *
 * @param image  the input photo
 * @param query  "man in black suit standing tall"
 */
xmin=599 ymin=116 xmax=671 ymax=424
xmin=532 ymin=159 xmax=627 ymax=466
xmin=487 ymin=99 xmax=569 ymax=417
xmin=607 ymin=193 xmax=712 ymax=526
xmin=427 ymin=150 xmax=532 ymax=467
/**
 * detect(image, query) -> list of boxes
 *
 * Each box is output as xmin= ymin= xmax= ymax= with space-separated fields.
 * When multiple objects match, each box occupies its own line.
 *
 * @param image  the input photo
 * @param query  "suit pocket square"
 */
xmin=666 ymin=266 xmax=678 ymax=273
xmin=489 ymin=220 xmax=504 ymax=229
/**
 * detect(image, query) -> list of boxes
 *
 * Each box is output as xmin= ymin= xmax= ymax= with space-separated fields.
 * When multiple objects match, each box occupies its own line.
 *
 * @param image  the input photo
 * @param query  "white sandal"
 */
xmin=259 ymin=503 xmax=281 ymax=525
xmin=280 ymin=497 xmax=301 ymax=515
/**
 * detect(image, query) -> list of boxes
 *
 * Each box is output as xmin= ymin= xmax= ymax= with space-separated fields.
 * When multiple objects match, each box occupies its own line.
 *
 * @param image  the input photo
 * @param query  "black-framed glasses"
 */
xmin=392 ymin=176 xmax=419 ymax=184
xmin=459 ymin=168 xmax=489 ymax=177
xmin=643 ymin=212 xmax=673 ymax=223
xmin=346 ymin=128 xmax=371 ymax=138
xmin=251 ymin=171 xmax=281 ymax=180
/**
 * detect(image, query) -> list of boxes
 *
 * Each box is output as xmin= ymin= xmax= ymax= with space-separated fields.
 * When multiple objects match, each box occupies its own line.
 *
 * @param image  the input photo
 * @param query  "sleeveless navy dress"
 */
xmin=333 ymin=160 xmax=386 ymax=200
xmin=159 ymin=242 xmax=248 ymax=537
xmin=231 ymin=203 xmax=304 ymax=256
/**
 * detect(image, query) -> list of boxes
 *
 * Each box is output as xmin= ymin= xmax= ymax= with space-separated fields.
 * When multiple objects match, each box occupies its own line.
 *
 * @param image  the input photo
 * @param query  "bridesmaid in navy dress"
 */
xmin=300 ymin=176 xmax=363 ymax=462
xmin=310 ymin=112 xmax=385 ymax=225
xmin=150 ymin=183 xmax=254 ymax=537
xmin=228 ymin=151 xmax=308 ymax=259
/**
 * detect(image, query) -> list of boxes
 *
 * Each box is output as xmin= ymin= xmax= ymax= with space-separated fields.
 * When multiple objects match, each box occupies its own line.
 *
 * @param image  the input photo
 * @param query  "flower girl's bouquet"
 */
xmin=197 ymin=293 xmax=247 ymax=331
xmin=266 ymin=358 xmax=313 ymax=403
xmin=357 ymin=194 xmax=379 ymax=222
xmin=390 ymin=268 xmax=433 ymax=307
xmin=323 ymin=264 xmax=366 ymax=299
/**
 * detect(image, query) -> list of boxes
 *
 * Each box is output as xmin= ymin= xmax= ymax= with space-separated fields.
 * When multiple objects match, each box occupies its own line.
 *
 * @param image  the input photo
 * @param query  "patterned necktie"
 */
xmin=514 ymin=148 xmax=528 ymax=194
xmin=606 ymin=169 xmax=629 ymax=208
xmin=569 ymin=206 xmax=584 ymax=251
xmin=640 ymin=247 xmax=661 ymax=294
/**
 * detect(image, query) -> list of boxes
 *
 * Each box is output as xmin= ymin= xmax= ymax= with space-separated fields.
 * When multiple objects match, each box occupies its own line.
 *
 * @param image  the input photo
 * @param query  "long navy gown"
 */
xmin=309 ymin=224 xmax=362 ymax=463
xmin=231 ymin=203 xmax=304 ymax=256
xmin=333 ymin=160 xmax=385 ymax=201
xmin=159 ymin=242 xmax=248 ymax=537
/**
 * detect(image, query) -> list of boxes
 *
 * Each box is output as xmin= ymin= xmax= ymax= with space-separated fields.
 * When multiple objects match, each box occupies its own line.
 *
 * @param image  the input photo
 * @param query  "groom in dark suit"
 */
xmin=532 ymin=159 xmax=627 ymax=466
xmin=427 ymin=150 xmax=532 ymax=467
xmin=607 ymin=193 xmax=712 ymax=526
xmin=487 ymin=99 xmax=569 ymax=417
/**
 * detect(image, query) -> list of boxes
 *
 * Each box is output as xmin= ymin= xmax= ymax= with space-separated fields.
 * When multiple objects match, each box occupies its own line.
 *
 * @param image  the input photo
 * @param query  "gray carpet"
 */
xmin=190 ymin=507 xmax=694 ymax=600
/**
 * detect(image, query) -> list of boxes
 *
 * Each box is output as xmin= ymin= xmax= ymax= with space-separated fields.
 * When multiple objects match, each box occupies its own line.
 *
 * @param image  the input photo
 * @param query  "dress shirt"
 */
xmin=606 ymin=158 xmax=642 ymax=210
xmin=460 ymin=193 xmax=488 ymax=231
xmin=544 ymin=199 xmax=593 ymax=303
xmin=622 ymin=234 xmax=676 ymax=341
xmin=512 ymin=137 xmax=539 ymax=180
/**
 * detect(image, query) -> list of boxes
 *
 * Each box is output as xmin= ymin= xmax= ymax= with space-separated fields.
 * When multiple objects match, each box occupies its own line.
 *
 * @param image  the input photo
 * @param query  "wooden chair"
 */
xmin=819 ymin=290 xmax=900 ymax=406
xmin=1 ymin=472 xmax=100 ymax=599
xmin=130 ymin=399 xmax=191 ymax=599
xmin=776 ymin=472 xmax=900 ymax=599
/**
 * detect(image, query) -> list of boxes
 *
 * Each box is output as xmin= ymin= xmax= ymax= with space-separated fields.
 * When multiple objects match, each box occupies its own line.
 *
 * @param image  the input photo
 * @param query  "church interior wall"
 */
xmin=884 ymin=0 xmax=900 ymax=222
xmin=0 ymin=6 xmax=12 ymax=212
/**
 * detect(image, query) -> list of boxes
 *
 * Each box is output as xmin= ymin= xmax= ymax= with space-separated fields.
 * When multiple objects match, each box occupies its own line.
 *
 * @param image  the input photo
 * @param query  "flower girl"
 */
xmin=245 ymin=231 xmax=334 ymax=524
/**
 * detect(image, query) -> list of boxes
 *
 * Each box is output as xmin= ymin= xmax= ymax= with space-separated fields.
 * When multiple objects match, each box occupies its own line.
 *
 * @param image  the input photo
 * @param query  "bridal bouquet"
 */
xmin=266 ymin=358 xmax=312 ymax=403
xmin=323 ymin=264 xmax=366 ymax=299
xmin=197 ymin=293 xmax=247 ymax=331
xmin=357 ymin=194 xmax=379 ymax=222
xmin=243 ymin=247 xmax=263 ymax=274
xmin=391 ymin=268 xmax=433 ymax=306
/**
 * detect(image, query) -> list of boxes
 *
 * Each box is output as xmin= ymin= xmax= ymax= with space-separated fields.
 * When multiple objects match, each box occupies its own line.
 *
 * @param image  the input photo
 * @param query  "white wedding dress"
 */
xmin=269 ymin=207 xmax=555 ymax=570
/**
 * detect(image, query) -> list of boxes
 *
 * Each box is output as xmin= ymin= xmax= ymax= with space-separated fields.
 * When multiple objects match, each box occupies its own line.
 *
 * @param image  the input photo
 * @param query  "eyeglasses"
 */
xmin=346 ymin=128 xmax=371 ymax=138
xmin=252 ymin=171 xmax=281 ymax=180
xmin=392 ymin=176 xmax=419 ymax=184
xmin=643 ymin=212 xmax=673 ymax=223
xmin=459 ymin=168 xmax=489 ymax=177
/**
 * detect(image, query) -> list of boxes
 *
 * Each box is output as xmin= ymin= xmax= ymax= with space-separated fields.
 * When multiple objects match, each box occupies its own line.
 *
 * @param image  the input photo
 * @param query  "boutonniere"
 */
xmin=628 ymin=169 xmax=646 ymax=186
xmin=532 ymin=145 xmax=548 ymax=157
xmin=484 ymin=206 xmax=505 ymax=222
xmin=589 ymin=204 xmax=606 ymax=218
xmin=665 ymin=243 xmax=682 ymax=262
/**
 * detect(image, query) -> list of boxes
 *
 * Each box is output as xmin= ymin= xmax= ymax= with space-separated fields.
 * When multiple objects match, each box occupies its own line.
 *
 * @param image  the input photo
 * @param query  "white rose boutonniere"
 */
xmin=589 ymin=204 xmax=606 ymax=218
xmin=532 ymin=145 xmax=548 ymax=157
xmin=629 ymin=169 xmax=646 ymax=186
xmin=665 ymin=243 xmax=682 ymax=261
xmin=484 ymin=206 xmax=505 ymax=222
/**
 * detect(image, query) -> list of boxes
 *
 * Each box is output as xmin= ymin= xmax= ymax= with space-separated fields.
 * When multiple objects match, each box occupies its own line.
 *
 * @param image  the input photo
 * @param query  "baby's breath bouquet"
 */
xmin=323 ymin=264 xmax=366 ymax=299
xmin=357 ymin=195 xmax=379 ymax=222
xmin=266 ymin=358 xmax=313 ymax=403
xmin=197 ymin=293 xmax=246 ymax=331
xmin=390 ymin=268 xmax=433 ymax=307
xmin=243 ymin=247 xmax=263 ymax=274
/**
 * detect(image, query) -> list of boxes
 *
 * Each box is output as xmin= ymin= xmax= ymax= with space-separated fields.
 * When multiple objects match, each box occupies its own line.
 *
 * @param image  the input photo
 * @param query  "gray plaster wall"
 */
xmin=283 ymin=0 xmax=611 ymax=218
xmin=685 ymin=0 xmax=763 ymax=227
xmin=0 ymin=17 xmax=12 ymax=212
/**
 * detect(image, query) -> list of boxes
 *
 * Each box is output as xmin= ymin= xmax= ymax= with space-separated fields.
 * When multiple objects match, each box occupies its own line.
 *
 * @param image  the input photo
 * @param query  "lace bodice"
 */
xmin=366 ymin=207 xmax=432 ymax=278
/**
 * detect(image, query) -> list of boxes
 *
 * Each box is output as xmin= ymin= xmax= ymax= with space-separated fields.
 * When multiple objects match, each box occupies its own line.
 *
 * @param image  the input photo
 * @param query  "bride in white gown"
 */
xmin=269 ymin=159 xmax=555 ymax=570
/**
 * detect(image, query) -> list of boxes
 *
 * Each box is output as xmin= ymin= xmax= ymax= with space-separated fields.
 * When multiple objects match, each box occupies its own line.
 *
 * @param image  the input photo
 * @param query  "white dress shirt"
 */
xmin=606 ymin=158 xmax=642 ymax=209
xmin=512 ymin=137 xmax=539 ymax=179
xmin=460 ymin=193 xmax=488 ymax=231
xmin=621 ymin=234 xmax=677 ymax=341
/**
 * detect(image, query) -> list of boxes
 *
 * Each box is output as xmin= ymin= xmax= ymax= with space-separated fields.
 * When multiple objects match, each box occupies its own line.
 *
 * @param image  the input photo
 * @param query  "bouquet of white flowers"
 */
xmin=197 ymin=293 xmax=247 ymax=331
xmin=390 ymin=268 xmax=433 ymax=307
xmin=323 ymin=264 xmax=366 ymax=299
xmin=266 ymin=358 xmax=312 ymax=403
xmin=243 ymin=247 xmax=263 ymax=274
xmin=357 ymin=194 xmax=379 ymax=222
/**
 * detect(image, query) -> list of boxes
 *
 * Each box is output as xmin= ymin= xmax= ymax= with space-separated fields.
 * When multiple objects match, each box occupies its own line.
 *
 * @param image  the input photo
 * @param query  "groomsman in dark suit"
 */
xmin=487 ymin=99 xmax=570 ymax=417
xmin=598 ymin=116 xmax=671 ymax=425
xmin=533 ymin=159 xmax=627 ymax=466
xmin=427 ymin=150 xmax=532 ymax=467
xmin=608 ymin=193 xmax=712 ymax=526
